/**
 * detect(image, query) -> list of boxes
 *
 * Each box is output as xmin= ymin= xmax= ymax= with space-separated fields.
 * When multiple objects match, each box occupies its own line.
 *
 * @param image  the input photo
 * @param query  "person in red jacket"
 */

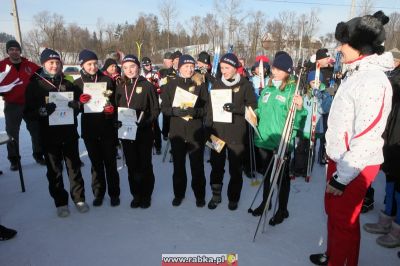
xmin=0 ymin=40 xmax=44 ymax=170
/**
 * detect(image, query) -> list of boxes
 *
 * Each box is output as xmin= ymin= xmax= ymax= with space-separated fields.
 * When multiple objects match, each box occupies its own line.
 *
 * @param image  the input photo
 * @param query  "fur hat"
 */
xmin=335 ymin=11 xmax=389 ymax=55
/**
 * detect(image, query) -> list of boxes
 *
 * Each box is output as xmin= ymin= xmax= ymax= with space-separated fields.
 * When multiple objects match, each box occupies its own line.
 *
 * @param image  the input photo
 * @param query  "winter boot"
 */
xmin=228 ymin=201 xmax=238 ymax=211
xmin=9 ymin=157 xmax=19 ymax=171
xmin=309 ymin=253 xmax=328 ymax=265
xmin=208 ymin=184 xmax=222 ymax=210
xmin=0 ymin=225 xmax=17 ymax=241
xmin=269 ymin=209 xmax=289 ymax=226
xmin=196 ymin=198 xmax=206 ymax=208
xmin=363 ymin=211 xmax=394 ymax=234
xmin=130 ymin=198 xmax=141 ymax=208
xmin=75 ymin=202 xmax=89 ymax=213
xmin=172 ymin=197 xmax=184 ymax=207
xmin=110 ymin=197 xmax=120 ymax=207
xmin=376 ymin=222 xmax=400 ymax=248
xmin=57 ymin=206 xmax=70 ymax=218
xmin=33 ymin=153 xmax=46 ymax=165
xmin=92 ymin=197 xmax=103 ymax=207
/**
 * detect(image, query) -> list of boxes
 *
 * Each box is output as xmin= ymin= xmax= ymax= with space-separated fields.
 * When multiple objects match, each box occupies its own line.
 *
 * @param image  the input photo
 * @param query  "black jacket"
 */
xmin=115 ymin=76 xmax=160 ymax=127
xmin=74 ymin=70 xmax=117 ymax=139
xmin=24 ymin=69 xmax=80 ymax=144
xmin=161 ymin=76 xmax=208 ymax=144
xmin=206 ymin=76 xmax=257 ymax=145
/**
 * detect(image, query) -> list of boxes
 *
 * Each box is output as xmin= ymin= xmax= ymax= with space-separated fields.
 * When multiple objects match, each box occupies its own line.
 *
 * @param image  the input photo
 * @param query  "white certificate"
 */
xmin=210 ymin=89 xmax=232 ymax=123
xmin=172 ymin=87 xmax=198 ymax=121
xmin=83 ymin=82 xmax=107 ymax=113
xmin=48 ymin=92 xmax=74 ymax=126
xmin=118 ymin=107 xmax=138 ymax=140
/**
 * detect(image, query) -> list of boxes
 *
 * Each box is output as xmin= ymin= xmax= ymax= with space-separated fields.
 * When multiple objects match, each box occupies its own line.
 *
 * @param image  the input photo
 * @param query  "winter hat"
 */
xmin=220 ymin=53 xmax=240 ymax=68
xmin=178 ymin=54 xmax=196 ymax=69
xmin=307 ymin=71 xmax=324 ymax=83
xmin=40 ymin=48 xmax=61 ymax=64
xmin=255 ymin=55 xmax=269 ymax=63
xmin=335 ymin=10 xmax=389 ymax=55
xmin=252 ymin=61 xmax=270 ymax=71
xmin=197 ymin=51 xmax=211 ymax=65
xmin=275 ymin=51 xmax=289 ymax=58
xmin=141 ymin=57 xmax=152 ymax=66
xmin=121 ymin=54 xmax=140 ymax=67
xmin=164 ymin=52 xmax=172 ymax=59
xmin=171 ymin=50 xmax=182 ymax=60
xmin=102 ymin=58 xmax=118 ymax=71
xmin=6 ymin=40 xmax=21 ymax=52
xmin=78 ymin=49 xmax=98 ymax=65
xmin=272 ymin=53 xmax=293 ymax=73
xmin=316 ymin=48 xmax=330 ymax=60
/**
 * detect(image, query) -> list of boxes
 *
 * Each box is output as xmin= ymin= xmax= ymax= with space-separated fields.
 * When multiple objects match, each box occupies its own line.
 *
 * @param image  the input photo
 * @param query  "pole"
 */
xmin=136 ymin=41 xmax=143 ymax=61
xmin=350 ymin=0 xmax=356 ymax=18
xmin=11 ymin=0 xmax=23 ymax=49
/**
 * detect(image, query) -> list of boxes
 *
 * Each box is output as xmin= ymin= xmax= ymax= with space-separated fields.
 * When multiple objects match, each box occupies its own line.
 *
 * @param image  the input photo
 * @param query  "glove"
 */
xmin=79 ymin=93 xmax=91 ymax=104
xmin=103 ymin=104 xmax=114 ymax=115
xmin=199 ymin=67 xmax=208 ymax=75
xmin=115 ymin=120 xmax=122 ymax=129
xmin=135 ymin=119 xmax=152 ymax=128
xmin=312 ymin=88 xmax=322 ymax=98
xmin=223 ymin=103 xmax=234 ymax=112
xmin=172 ymin=107 xmax=189 ymax=117
xmin=103 ymin=90 xmax=113 ymax=98
xmin=67 ymin=100 xmax=81 ymax=110
xmin=38 ymin=102 xmax=56 ymax=117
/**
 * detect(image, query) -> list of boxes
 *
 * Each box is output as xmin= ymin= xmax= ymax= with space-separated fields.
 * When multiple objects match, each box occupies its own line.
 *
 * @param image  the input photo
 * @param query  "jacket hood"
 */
xmin=347 ymin=52 xmax=394 ymax=74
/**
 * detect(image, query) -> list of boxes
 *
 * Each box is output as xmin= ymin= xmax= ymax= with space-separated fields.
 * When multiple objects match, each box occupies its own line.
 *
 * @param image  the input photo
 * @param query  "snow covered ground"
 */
xmin=0 ymin=98 xmax=398 ymax=266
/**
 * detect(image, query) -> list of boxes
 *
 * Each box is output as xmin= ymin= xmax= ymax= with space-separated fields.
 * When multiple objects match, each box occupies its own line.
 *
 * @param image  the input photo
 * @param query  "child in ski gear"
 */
xmin=24 ymin=48 xmax=88 ymax=217
xmin=250 ymin=52 xmax=307 ymax=226
xmin=102 ymin=58 xmax=121 ymax=87
xmin=116 ymin=55 xmax=159 ymax=208
xmin=74 ymin=49 xmax=120 ymax=208
xmin=205 ymin=53 xmax=257 ymax=211
xmin=310 ymin=11 xmax=393 ymax=266
xmin=161 ymin=55 xmax=208 ymax=207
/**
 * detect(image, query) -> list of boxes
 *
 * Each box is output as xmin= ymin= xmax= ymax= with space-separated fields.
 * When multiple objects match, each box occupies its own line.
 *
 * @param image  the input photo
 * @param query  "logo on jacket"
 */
xmin=275 ymin=95 xmax=286 ymax=103
xmin=189 ymin=86 xmax=195 ymax=93
xmin=136 ymin=87 xmax=142 ymax=94
xmin=233 ymin=87 xmax=240 ymax=93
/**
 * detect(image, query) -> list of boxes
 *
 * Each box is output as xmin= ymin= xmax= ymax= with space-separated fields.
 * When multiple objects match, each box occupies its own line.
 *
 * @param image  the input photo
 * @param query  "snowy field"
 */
xmin=0 ymin=98 xmax=398 ymax=266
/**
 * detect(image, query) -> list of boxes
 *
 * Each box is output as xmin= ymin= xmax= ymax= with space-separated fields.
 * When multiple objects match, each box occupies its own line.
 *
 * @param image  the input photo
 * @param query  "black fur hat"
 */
xmin=335 ymin=11 xmax=389 ymax=55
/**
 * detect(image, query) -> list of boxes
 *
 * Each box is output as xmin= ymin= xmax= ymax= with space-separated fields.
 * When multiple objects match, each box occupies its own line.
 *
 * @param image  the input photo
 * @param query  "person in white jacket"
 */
xmin=310 ymin=11 xmax=394 ymax=266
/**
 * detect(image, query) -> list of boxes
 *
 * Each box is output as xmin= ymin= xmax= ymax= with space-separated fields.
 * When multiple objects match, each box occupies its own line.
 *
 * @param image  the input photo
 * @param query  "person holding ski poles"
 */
xmin=115 ymin=55 xmax=159 ymax=209
xmin=161 ymin=55 xmax=208 ymax=207
xmin=249 ymin=52 xmax=307 ymax=226
xmin=310 ymin=11 xmax=393 ymax=266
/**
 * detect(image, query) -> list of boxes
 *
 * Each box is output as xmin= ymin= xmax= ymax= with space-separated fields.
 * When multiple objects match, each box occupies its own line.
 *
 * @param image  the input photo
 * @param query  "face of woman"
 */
xmin=337 ymin=43 xmax=361 ymax=64
xmin=106 ymin=64 xmax=117 ymax=75
xmin=271 ymin=67 xmax=288 ymax=81
xmin=82 ymin=60 xmax=99 ymax=75
xmin=43 ymin=60 xmax=61 ymax=75
xmin=220 ymin=63 xmax=237 ymax=80
xmin=179 ymin=63 xmax=195 ymax=78
xmin=122 ymin=62 xmax=139 ymax=79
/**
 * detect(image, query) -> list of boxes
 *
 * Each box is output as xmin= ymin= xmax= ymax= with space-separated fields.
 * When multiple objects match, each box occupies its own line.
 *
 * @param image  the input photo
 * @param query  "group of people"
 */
xmin=1 ymin=9 xmax=399 ymax=266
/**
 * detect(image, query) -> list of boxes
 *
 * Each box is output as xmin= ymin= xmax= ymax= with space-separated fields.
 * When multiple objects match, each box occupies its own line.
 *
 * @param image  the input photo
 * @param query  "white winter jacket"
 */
xmin=326 ymin=52 xmax=394 ymax=187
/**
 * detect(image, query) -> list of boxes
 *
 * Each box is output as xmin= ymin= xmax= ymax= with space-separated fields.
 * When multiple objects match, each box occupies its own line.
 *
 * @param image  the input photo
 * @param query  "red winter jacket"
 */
xmin=0 ymin=57 xmax=39 ymax=105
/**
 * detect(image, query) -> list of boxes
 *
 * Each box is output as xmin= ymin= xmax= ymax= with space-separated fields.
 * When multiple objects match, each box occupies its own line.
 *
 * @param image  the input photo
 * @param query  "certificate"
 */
xmin=210 ymin=89 xmax=232 ymax=123
xmin=172 ymin=87 xmax=198 ymax=121
xmin=48 ymin=92 xmax=74 ymax=126
xmin=245 ymin=106 xmax=261 ymax=138
xmin=118 ymin=107 xmax=138 ymax=140
xmin=83 ymin=82 xmax=107 ymax=113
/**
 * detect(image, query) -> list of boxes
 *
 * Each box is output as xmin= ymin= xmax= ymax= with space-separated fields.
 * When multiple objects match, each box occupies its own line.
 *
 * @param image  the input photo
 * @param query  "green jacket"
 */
xmin=254 ymin=81 xmax=307 ymax=151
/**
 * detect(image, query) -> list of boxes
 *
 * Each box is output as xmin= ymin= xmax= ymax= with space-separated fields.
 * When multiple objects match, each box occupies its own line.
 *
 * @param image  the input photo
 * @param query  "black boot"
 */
xmin=269 ymin=209 xmax=289 ymax=226
xmin=207 ymin=184 xmax=222 ymax=210
xmin=228 ymin=201 xmax=238 ymax=211
xmin=33 ymin=153 xmax=46 ymax=165
xmin=130 ymin=198 xmax=141 ymax=208
xmin=0 ymin=225 xmax=17 ymax=241
xmin=250 ymin=200 xmax=272 ymax=217
xmin=309 ymin=253 xmax=328 ymax=265
xmin=9 ymin=157 xmax=19 ymax=171
xmin=196 ymin=198 xmax=206 ymax=208
xmin=92 ymin=197 xmax=103 ymax=207
xmin=172 ymin=197 xmax=184 ymax=206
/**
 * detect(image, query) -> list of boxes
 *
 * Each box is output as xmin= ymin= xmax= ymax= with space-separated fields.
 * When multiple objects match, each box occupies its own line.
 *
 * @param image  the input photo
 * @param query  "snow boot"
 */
xmin=0 ymin=225 xmax=17 ymax=241
xmin=269 ymin=209 xmax=289 ymax=226
xmin=196 ymin=198 xmax=206 ymax=208
xmin=251 ymin=200 xmax=272 ymax=217
xmin=33 ymin=153 xmax=46 ymax=165
xmin=92 ymin=197 xmax=103 ymax=207
xmin=172 ymin=197 xmax=184 ymax=206
xmin=228 ymin=201 xmax=238 ymax=211
xmin=75 ymin=202 xmax=89 ymax=213
xmin=208 ymin=184 xmax=222 ymax=210
xmin=363 ymin=211 xmax=394 ymax=234
xmin=376 ymin=222 xmax=400 ymax=248
xmin=110 ymin=197 xmax=120 ymax=207
xmin=130 ymin=198 xmax=141 ymax=208
xmin=309 ymin=253 xmax=328 ymax=265
xmin=57 ymin=205 xmax=70 ymax=218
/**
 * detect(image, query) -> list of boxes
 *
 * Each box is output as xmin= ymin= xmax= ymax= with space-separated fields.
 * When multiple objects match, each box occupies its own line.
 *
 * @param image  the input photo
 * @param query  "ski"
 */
xmin=208 ymin=45 xmax=221 ymax=91
xmin=329 ymin=52 xmax=342 ymax=88
xmin=259 ymin=59 xmax=264 ymax=93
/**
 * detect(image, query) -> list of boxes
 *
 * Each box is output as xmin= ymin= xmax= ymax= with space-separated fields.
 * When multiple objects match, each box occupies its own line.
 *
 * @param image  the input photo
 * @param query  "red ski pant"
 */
xmin=325 ymin=160 xmax=379 ymax=266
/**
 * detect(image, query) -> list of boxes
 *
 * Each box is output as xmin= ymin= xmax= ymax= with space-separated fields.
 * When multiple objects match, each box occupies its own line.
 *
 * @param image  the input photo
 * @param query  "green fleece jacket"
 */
xmin=254 ymin=80 xmax=307 ymax=151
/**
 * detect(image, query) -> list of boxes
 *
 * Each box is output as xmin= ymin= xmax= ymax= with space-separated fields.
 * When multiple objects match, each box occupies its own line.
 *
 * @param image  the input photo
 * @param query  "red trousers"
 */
xmin=325 ymin=160 xmax=379 ymax=266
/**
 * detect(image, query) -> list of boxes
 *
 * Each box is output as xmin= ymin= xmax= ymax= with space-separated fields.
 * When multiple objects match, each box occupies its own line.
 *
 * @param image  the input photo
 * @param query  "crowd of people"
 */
xmin=1 ymin=9 xmax=400 ymax=265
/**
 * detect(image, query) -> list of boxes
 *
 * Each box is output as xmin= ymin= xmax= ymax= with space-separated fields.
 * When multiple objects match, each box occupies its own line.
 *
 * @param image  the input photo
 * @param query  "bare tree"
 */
xmin=159 ymin=0 xmax=177 ymax=49
xmin=385 ymin=12 xmax=400 ymax=49
xmin=358 ymin=0 xmax=375 ymax=16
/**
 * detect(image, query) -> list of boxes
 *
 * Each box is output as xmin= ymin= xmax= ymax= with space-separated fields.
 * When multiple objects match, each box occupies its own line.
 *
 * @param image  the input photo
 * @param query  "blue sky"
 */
xmin=1 ymin=0 xmax=399 ymax=38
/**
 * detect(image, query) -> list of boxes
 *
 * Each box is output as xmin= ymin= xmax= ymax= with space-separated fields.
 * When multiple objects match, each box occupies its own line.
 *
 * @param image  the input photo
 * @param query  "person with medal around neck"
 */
xmin=115 ymin=54 xmax=160 ymax=209
xmin=24 ymin=48 xmax=88 ymax=217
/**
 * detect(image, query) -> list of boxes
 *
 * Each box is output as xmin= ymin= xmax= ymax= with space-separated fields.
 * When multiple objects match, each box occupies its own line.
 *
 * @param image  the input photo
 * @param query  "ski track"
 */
xmin=0 ymin=99 xmax=398 ymax=266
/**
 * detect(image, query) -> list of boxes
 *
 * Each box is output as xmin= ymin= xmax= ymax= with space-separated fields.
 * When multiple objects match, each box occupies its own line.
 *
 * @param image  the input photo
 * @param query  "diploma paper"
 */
xmin=118 ymin=107 xmax=138 ymax=140
xmin=210 ymin=89 xmax=232 ymax=123
xmin=172 ymin=87 xmax=198 ymax=121
xmin=48 ymin=92 xmax=74 ymax=126
xmin=83 ymin=82 xmax=107 ymax=113
xmin=245 ymin=106 xmax=261 ymax=138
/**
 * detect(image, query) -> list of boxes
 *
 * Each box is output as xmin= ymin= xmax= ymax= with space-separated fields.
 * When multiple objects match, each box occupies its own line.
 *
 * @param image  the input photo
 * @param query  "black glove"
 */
xmin=172 ymin=107 xmax=189 ymax=117
xmin=115 ymin=120 xmax=122 ymax=129
xmin=223 ymin=103 xmax=234 ymax=112
xmin=67 ymin=100 xmax=81 ymax=110
xmin=38 ymin=102 xmax=56 ymax=117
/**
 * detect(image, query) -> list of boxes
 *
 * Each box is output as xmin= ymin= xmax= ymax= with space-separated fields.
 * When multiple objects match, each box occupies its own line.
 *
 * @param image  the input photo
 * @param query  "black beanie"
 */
xmin=40 ymin=48 xmax=61 ymax=64
xmin=171 ymin=51 xmax=182 ymax=60
xmin=220 ymin=53 xmax=239 ymax=68
xmin=273 ymin=53 xmax=293 ymax=73
xmin=335 ymin=10 xmax=389 ymax=55
xmin=78 ymin=49 xmax=98 ymax=65
xmin=121 ymin=55 xmax=140 ymax=67
xmin=316 ymin=48 xmax=330 ymax=60
xmin=102 ymin=58 xmax=118 ymax=71
xmin=141 ymin=57 xmax=152 ymax=66
xmin=197 ymin=51 xmax=211 ymax=65
xmin=6 ymin=40 xmax=21 ymax=52
xmin=164 ymin=52 xmax=172 ymax=59
xmin=178 ymin=55 xmax=196 ymax=69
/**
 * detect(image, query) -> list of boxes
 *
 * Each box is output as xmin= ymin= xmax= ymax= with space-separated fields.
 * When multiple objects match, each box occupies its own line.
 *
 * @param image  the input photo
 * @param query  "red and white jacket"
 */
xmin=326 ymin=52 xmax=394 ymax=186
xmin=0 ymin=57 xmax=39 ymax=105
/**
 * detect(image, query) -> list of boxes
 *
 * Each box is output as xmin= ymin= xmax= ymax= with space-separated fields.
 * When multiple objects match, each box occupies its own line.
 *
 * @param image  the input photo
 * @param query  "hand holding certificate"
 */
xmin=83 ymin=82 xmax=108 ymax=113
xmin=210 ymin=89 xmax=232 ymax=123
xmin=48 ymin=92 xmax=74 ymax=126
xmin=172 ymin=87 xmax=198 ymax=121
